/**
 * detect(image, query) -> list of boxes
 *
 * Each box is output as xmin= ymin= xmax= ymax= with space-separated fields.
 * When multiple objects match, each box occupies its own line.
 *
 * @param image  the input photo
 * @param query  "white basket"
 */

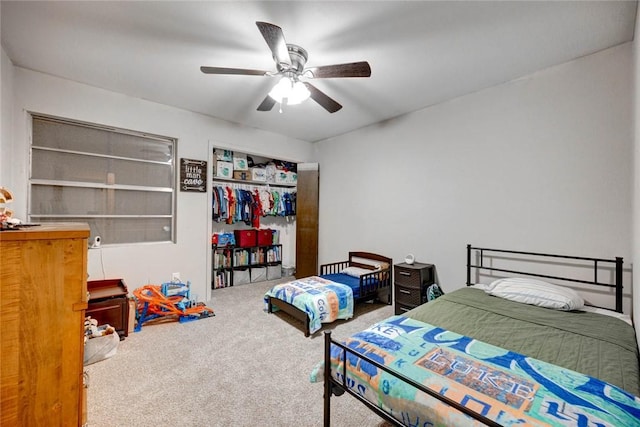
xmin=267 ymin=265 xmax=282 ymax=280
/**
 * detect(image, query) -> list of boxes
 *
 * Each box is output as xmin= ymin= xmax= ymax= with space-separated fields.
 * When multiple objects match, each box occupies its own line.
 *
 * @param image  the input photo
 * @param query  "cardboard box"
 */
xmin=215 ymin=161 xmax=233 ymax=178
xmin=233 ymin=154 xmax=248 ymax=170
xmin=265 ymin=164 xmax=277 ymax=183
xmin=251 ymin=167 xmax=266 ymax=182
xmin=233 ymin=170 xmax=250 ymax=181
xmin=274 ymin=170 xmax=288 ymax=184
xmin=214 ymin=149 xmax=233 ymax=162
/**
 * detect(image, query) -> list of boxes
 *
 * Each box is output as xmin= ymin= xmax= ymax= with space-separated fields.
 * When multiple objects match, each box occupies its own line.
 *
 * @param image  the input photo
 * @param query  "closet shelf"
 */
xmin=213 ymin=177 xmax=296 ymax=188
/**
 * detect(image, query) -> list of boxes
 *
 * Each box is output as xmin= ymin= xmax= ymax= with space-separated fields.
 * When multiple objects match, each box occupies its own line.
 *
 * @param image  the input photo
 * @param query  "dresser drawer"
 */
xmin=395 ymin=284 xmax=423 ymax=306
xmin=395 ymin=267 xmax=422 ymax=287
xmin=395 ymin=302 xmax=416 ymax=315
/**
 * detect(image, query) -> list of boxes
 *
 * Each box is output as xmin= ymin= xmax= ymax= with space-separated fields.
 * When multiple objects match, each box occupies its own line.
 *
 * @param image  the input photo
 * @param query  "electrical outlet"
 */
xmin=171 ymin=272 xmax=181 ymax=283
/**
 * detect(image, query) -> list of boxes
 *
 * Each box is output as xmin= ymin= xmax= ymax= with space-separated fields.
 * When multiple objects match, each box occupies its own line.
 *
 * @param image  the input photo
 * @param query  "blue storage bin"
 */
xmin=217 ymin=232 xmax=235 ymax=246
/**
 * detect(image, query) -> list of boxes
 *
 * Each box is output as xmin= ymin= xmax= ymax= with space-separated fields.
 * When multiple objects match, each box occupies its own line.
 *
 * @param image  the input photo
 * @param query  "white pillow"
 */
xmin=341 ymin=266 xmax=372 ymax=277
xmin=580 ymin=306 xmax=632 ymax=326
xmin=486 ymin=277 xmax=584 ymax=311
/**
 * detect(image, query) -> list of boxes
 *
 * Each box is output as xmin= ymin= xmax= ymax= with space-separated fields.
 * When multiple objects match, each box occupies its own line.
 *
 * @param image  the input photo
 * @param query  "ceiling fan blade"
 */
xmin=256 ymin=21 xmax=291 ymax=67
xmin=303 ymin=82 xmax=342 ymax=113
xmin=257 ymin=95 xmax=276 ymax=112
xmin=307 ymin=61 xmax=371 ymax=79
xmin=200 ymin=66 xmax=268 ymax=76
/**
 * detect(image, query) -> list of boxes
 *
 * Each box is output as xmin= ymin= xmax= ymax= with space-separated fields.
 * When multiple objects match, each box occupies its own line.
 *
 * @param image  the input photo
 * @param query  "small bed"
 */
xmin=318 ymin=245 xmax=640 ymax=426
xmin=264 ymin=251 xmax=392 ymax=337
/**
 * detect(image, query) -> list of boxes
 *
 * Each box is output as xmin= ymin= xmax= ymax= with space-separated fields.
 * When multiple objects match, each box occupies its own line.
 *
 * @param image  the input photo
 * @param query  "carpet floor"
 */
xmin=85 ymin=277 xmax=395 ymax=426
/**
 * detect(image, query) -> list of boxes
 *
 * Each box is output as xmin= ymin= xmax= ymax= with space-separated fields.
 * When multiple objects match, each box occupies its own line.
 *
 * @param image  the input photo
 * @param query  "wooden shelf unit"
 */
xmin=212 ymin=244 xmax=282 ymax=288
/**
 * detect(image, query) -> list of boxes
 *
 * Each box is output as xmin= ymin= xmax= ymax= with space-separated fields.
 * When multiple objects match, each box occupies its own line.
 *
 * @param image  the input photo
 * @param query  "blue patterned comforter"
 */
xmin=315 ymin=315 xmax=640 ymax=426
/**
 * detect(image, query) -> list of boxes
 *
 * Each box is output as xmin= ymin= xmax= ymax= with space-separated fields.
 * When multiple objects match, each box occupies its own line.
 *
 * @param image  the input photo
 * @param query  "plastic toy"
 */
xmin=133 ymin=281 xmax=214 ymax=331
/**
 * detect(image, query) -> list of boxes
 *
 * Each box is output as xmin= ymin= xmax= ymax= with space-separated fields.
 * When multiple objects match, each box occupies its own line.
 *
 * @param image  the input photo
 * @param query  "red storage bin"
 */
xmin=257 ymin=229 xmax=272 ymax=246
xmin=234 ymin=229 xmax=256 ymax=248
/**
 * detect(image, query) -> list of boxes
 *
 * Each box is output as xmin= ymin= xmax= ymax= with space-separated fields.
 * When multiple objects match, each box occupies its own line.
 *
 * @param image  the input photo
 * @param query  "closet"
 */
xmin=211 ymin=149 xmax=298 ymax=288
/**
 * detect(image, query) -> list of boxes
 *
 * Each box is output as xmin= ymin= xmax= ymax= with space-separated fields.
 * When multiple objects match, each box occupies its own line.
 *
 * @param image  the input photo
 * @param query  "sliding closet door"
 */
xmin=295 ymin=163 xmax=319 ymax=278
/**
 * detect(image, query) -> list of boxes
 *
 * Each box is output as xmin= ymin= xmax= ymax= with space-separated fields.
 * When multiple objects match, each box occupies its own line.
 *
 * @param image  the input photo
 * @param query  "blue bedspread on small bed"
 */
xmin=320 ymin=273 xmax=381 ymax=299
xmin=320 ymin=273 xmax=361 ymax=297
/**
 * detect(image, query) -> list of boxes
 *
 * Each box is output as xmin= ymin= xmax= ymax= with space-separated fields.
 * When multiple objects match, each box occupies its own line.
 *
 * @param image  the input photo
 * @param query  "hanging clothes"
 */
xmin=259 ymin=188 xmax=272 ymax=217
xmin=251 ymin=189 xmax=263 ymax=228
xmin=271 ymin=190 xmax=280 ymax=216
xmin=226 ymin=187 xmax=236 ymax=225
xmin=212 ymin=185 xmax=221 ymax=221
xmin=212 ymin=183 xmax=296 ymax=224
xmin=283 ymin=192 xmax=294 ymax=216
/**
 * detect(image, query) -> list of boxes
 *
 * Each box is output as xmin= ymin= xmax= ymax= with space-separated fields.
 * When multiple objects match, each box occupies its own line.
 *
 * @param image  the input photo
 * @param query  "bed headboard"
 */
xmin=466 ymin=244 xmax=624 ymax=313
xmin=348 ymin=251 xmax=392 ymax=270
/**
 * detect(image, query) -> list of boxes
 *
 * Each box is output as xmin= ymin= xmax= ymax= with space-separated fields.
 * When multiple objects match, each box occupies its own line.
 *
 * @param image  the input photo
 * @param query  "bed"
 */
xmin=264 ymin=251 xmax=392 ymax=337
xmin=317 ymin=245 xmax=640 ymax=426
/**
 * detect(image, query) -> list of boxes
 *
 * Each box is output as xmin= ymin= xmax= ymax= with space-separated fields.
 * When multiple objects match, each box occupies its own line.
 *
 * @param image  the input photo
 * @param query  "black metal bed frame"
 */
xmin=465 ymin=244 xmax=624 ymax=313
xmin=323 ymin=244 xmax=625 ymax=426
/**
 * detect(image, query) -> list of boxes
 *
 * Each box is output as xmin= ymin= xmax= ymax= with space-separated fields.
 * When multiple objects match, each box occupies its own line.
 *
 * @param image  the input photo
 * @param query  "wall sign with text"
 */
xmin=180 ymin=158 xmax=207 ymax=192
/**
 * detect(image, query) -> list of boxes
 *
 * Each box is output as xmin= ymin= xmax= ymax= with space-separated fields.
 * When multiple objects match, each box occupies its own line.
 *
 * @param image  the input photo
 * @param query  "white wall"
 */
xmin=633 ymin=5 xmax=640 ymax=345
xmin=7 ymin=67 xmax=314 ymax=302
xmin=317 ymin=43 xmax=633 ymax=313
xmin=1 ymin=47 xmax=15 ymax=188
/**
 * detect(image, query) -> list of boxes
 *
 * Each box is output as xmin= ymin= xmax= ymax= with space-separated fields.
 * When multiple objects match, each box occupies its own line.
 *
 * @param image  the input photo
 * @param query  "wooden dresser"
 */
xmin=1 ymin=223 xmax=89 ymax=426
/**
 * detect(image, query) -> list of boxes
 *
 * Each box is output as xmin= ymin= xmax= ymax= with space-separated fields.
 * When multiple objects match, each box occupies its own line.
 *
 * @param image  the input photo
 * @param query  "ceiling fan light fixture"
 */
xmin=201 ymin=22 xmax=368 ymax=113
xmin=268 ymin=77 xmax=310 ymax=105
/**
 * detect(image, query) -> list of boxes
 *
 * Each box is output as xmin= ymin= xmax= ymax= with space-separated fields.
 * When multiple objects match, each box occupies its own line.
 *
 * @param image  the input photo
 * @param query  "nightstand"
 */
xmin=394 ymin=262 xmax=435 ymax=315
xmin=86 ymin=279 xmax=130 ymax=339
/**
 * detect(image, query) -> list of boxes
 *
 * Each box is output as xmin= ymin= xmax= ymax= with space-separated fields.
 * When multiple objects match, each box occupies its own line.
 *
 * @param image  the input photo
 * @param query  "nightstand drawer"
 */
xmin=395 ymin=267 xmax=422 ymax=287
xmin=395 ymin=303 xmax=416 ymax=315
xmin=395 ymin=284 xmax=423 ymax=306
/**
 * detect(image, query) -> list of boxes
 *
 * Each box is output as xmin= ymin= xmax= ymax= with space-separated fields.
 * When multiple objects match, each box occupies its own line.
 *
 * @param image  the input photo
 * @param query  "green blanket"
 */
xmin=405 ymin=287 xmax=639 ymax=395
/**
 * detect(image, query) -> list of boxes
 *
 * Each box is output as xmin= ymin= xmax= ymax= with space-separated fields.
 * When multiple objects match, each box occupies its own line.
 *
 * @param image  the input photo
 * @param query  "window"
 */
xmin=29 ymin=115 xmax=176 ymax=245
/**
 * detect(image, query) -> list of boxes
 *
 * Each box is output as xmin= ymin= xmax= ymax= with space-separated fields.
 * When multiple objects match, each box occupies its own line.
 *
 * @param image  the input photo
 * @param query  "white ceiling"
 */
xmin=1 ymin=1 xmax=636 ymax=142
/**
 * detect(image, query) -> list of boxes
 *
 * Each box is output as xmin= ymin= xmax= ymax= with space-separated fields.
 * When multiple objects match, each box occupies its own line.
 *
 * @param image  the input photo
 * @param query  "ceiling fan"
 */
xmin=200 ymin=21 xmax=371 ymax=113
